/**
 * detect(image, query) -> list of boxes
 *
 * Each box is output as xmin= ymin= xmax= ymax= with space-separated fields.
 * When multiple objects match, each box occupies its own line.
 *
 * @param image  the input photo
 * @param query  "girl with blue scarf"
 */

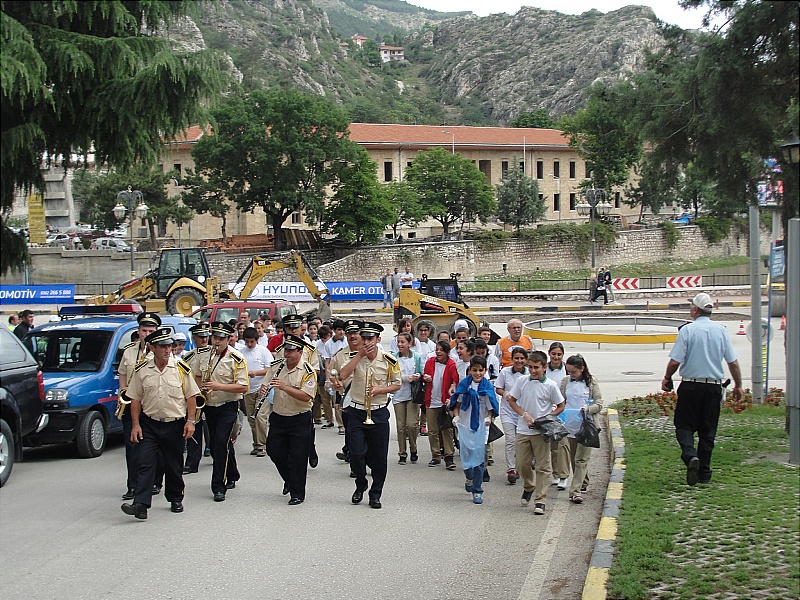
xmin=449 ymin=356 xmax=499 ymax=504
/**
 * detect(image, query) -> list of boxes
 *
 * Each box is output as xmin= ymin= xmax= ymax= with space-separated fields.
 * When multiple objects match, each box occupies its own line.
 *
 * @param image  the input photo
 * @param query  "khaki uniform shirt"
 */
xmin=272 ymin=343 xmax=320 ymax=371
xmin=269 ymin=360 xmax=317 ymax=417
xmin=183 ymin=346 xmax=211 ymax=374
xmin=195 ymin=346 xmax=249 ymax=406
xmin=126 ymin=354 xmax=201 ymax=420
xmin=347 ymin=347 xmax=401 ymax=408
xmin=119 ymin=341 xmax=149 ymax=387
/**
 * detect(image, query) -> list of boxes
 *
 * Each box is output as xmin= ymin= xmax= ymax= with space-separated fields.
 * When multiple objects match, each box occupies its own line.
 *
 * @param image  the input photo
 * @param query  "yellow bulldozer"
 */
xmin=86 ymin=248 xmax=331 ymax=319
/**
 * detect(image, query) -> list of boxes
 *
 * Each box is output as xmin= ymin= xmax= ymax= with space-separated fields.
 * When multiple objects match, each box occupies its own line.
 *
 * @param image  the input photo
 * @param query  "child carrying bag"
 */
xmin=575 ymin=414 xmax=601 ymax=448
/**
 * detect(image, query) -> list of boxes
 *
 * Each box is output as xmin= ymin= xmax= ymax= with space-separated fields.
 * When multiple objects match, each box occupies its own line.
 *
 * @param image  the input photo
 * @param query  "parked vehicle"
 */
xmin=91 ymin=237 xmax=132 ymax=252
xmin=46 ymin=233 xmax=80 ymax=247
xmin=0 ymin=327 xmax=47 ymax=487
xmin=191 ymin=299 xmax=297 ymax=325
xmin=22 ymin=305 xmax=196 ymax=459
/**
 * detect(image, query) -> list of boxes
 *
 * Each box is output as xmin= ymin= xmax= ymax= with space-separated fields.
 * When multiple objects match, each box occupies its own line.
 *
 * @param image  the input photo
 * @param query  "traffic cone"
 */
xmin=780 ymin=315 xmax=786 ymax=330
xmin=736 ymin=320 xmax=746 ymax=335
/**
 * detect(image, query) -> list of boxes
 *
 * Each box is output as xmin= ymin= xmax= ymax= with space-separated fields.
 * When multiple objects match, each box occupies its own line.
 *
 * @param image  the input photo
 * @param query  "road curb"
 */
xmin=581 ymin=408 xmax=624 ymax=600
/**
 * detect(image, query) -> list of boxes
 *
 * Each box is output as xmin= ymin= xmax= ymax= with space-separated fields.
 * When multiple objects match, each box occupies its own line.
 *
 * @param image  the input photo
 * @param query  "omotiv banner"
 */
xmin=229 ymin=281 xmax=420 ymax=302
xmin=0 ymin=284 xmax=75 ymax=305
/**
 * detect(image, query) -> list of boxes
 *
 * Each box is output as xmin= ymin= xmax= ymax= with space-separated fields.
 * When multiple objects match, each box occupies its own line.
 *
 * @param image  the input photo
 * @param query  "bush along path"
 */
xmin=609 ymin=391 xmax=798 ymax=600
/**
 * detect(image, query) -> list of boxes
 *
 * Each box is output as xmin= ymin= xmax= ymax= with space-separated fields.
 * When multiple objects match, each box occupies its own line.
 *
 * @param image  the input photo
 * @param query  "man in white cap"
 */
xmin=662 ymin=292 xmax=743 ymax=486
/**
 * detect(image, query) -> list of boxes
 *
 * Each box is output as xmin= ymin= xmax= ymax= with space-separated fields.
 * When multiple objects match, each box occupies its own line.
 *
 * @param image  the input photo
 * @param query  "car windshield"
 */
xmin=27 ymin=330 xmax=113 ymax=372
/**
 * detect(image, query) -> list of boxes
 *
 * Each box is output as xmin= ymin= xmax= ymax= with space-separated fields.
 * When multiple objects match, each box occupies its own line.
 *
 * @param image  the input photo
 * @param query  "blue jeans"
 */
xmin=465 ymin=463 xmax=485 ymax=494
xmin=383 ymin=289 xmax=392 ymax=308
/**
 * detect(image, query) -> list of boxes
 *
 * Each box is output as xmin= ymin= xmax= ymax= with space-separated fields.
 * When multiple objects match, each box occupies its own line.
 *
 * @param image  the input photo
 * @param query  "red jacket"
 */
xmin=423 ymin=356 xmax=459 ymax=408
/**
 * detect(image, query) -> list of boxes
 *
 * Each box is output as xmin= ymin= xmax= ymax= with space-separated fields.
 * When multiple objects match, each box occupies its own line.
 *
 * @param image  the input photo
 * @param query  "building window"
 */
xmin=536 ymin=160 xmax=544 ymax=180
xmin=291 ymin=212 xmax=301 ymax=225
xmin=173 ymin=164 xmax=182 ymax=176
xmin=384 ymin=162 xmax=393 ymax=182
xmin=585 ymin=163 xmax=591 ymax=179
xmin=407 ymin=232 xmax=416 ymax=239
xmin=478 ymin=160 xmax=491 ymax=182
xmin=538 ymin=193 xmax=544 ymax=203
xmin=158 ymin=164 xmax=164 ymax=172
xmin=553 ymin=194 xmax=560 ymax=212
xmin=519 ymin=161 xmax=525 ymax=173
xmin=615 ymin=191 xmax=621 ymax=208
xmin=553 ymin=161 xmax=560 ymax=179
xmin=385 ymin=233 xmax=394 ymax=240
xmin=569 ymin=193 xmax=576 ymax=210
xmin=502 ymin=161 xmax=509 ymax=178
xmin=569 ymin=161 xmax=576 ymax=179
xmin=407 ymin=161 xmax=413 ymax=169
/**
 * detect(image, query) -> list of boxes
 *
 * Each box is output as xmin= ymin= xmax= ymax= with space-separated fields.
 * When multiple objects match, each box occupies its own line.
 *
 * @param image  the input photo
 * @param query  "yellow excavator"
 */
xmin=86 ymin=248 xmax=332 ymax=319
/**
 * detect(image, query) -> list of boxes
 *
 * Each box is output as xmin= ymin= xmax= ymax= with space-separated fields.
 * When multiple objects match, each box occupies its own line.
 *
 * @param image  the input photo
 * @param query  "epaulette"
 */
xmin=177 ymin=359 xmax=191 ymax=374
xmin=133 ymin=356 xmax=149 ymax=372
xmin=348 ymin=350 xmax=358 ymax=357
xmin=183 ymin=349 xmax=196 ymax=362
xmin=197 ymin=346 xmax=212 ymax=354
xmin=275 ymin=343 xmax=285 ymax=352
xmin=269 ymin=358 xmax=286 ymax=367
xmin=384 ymin=353 xmax=399 ymax=366
xmin=123 ymin=340 xmax=137 ymax=350
xmin=303 ymin=362 xmax=314 ymax=374
xmin=229 ymin=349 xmax=245 ymax=364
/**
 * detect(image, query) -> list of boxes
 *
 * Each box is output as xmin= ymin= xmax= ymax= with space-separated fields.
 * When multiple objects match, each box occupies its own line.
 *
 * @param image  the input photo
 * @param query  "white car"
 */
xmin=46 ymin=233 xmax=80 ymax=247
xmin=91 ymin=237 xmax=131 ymax=252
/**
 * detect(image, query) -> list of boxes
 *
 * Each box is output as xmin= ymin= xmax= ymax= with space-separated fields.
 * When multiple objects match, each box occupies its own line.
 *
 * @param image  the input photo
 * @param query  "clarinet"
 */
xmin=249 ymin=361 xmax=286 ymax=419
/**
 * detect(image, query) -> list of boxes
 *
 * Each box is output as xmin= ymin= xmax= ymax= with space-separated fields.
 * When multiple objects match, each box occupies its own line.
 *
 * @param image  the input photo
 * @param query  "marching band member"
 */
xmin=183 ymin=321 xmax=212 ymax=474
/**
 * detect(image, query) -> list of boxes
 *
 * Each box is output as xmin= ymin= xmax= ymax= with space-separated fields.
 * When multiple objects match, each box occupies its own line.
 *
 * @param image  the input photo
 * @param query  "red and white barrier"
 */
xmin=667 ymin=276 xmax=702 ymax=289
xmin=612 ymin=278 xmax=639 ymax=290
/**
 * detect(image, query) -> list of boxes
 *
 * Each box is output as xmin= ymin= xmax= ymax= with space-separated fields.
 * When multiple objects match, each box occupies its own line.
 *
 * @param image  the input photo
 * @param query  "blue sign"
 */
xmin=327 ymin=280 xmax=421 ymax=301
xmin=0 ymin=284 xmax=75 ymax=305
xmin=770 ymin=246 xmax=785 ymax=279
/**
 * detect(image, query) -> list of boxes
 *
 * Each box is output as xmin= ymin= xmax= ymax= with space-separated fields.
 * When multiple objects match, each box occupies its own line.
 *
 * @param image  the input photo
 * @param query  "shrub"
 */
xmin=661 ymin=220 xmax=680 ymax=252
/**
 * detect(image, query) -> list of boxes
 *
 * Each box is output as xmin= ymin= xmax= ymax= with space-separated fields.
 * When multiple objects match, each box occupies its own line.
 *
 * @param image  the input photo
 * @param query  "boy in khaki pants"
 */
xmin=507 ymin=350 xmax=565 ymax=515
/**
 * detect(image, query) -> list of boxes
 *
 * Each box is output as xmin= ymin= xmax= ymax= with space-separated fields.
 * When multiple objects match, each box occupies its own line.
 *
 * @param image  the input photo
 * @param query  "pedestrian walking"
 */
xmin=14 ymin=309 xmax=35 ymax=353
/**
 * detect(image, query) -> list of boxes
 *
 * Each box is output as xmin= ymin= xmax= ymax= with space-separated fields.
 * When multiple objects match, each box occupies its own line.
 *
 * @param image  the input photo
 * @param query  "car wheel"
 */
xmin=76 ymin=411 xmax=106 ymax=458
xmin=0 ymin=418 xmax=15 ymax=487
xmin=168 ymin=288 xmax=204 ymax=316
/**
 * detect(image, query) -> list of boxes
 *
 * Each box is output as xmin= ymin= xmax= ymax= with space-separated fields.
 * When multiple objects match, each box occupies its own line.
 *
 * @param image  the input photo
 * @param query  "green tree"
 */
xmin=558 ymin=82 xmax=642 ymax=194
xmin=496 ymin=163 xmax=544 ymax=231
xmin=359 ymin=39 xmax=382 ymax=67
xmin=191 ymin=89 xmax=358 ymax=250
xmin=405 ymin=147 xmax=496 ymax=236
xmin=77 ymin=164 xmax=186 ymax=250
xmin=382 ymin=181 xmax=426 ymax=240
xmin=324 ymin=148 xmax=393 ymax=245
xmin=1 ymin=0 xmax=228 ymax=273
xmin=510 ymin=109 xmax=555 ymax=129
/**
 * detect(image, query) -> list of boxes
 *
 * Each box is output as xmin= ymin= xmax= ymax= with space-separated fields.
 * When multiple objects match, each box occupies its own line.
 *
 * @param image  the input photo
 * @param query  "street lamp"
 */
xmin=442 ymin=130 xmax=455 ymax=154
xmin=113 ymin=186 xmax=148 ymax=278
xmin=576 ymin=188 xmax=611 ymax=269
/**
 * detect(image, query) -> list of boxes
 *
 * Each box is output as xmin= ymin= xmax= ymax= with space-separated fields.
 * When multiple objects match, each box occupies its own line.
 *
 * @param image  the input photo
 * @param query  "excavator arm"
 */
xmin=232 ymin=250 xmax=332 ymax=320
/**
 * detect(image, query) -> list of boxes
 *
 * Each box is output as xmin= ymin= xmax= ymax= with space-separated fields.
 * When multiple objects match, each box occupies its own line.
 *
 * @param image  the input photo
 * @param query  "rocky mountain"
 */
xmin=175 ymin=0 xmax=667 ymax=124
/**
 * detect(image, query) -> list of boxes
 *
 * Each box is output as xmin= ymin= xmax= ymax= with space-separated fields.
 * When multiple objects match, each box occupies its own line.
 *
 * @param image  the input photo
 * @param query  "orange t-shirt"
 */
xmin=496 ymin=335 xmax=534 ymax=367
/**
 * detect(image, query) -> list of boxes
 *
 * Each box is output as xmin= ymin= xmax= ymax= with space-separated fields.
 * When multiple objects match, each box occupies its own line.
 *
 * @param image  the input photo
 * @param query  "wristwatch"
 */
xmin=187 ymin=419 xmax=198 ymax=424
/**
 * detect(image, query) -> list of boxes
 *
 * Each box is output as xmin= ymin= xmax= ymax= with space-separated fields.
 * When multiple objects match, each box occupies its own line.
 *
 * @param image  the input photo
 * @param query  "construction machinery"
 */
xmin=394 ymin=273 xmax=496 ymax=340
xmin=86 ymin=248 xmax=331 ymax=319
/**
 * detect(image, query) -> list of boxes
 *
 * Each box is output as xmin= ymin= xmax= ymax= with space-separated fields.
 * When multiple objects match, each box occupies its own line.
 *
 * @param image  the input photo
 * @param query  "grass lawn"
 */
xmin=609 ymin=399 xmax=799 ymax=600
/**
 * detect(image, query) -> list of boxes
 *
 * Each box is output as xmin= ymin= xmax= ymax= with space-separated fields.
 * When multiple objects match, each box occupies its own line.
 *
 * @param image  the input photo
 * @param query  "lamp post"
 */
xmin=113 ymin=187 xmax=148 ymax=278
xmin=442 ymin=130 xmax=455 ymax=154
xmin=576 ymin=188 xmax=611 ymax=269
xmin=781 ymin=132 xmax=799 ymax=465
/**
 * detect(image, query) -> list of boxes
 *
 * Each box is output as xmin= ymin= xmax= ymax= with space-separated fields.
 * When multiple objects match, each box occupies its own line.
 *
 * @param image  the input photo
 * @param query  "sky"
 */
xmin=409 ymin=0 xmax=712 ymax=30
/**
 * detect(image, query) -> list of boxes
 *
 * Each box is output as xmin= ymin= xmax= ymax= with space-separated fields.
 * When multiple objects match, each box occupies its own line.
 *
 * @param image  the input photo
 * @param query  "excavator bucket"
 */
xmin=316 ymin=300 xmax=332 ymax=322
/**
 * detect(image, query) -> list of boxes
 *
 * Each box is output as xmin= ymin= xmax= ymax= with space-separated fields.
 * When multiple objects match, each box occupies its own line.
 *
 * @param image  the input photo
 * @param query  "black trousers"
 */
xmin=123 ymin=412 xmax=163 ymax=490
xmin=205 ymin=402 xmax=240 ymax=494
xmin=133 ymin=415 xmax=185 ymax=507
xmin=267 ymin=411 xmax=312 ymax=501
xmin=184 ymin=414 xmax=205 ymax=470
xmin=347 ymin=406 xmax=390 ymax=498
xmin=674 ymin=381 xmax=722 ymax=482
xmin=340 ymin=407 xmax=351 ymax=456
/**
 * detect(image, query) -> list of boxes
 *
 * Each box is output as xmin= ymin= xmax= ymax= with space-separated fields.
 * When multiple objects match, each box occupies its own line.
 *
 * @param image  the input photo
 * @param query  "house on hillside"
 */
xmin=351 ymin=34 xmax=368 ymax=48
xmin=378 ymin=44 xmax=405 ymax=62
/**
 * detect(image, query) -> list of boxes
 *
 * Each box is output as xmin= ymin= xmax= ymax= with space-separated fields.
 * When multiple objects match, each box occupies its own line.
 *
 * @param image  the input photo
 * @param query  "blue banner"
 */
xmin=0 ymin=284 xmax=75 ymax=305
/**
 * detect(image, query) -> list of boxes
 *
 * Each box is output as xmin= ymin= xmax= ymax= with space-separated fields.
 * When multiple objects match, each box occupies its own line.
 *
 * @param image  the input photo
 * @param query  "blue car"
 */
xmin=23 ymin=305 xmax=197 ymax=458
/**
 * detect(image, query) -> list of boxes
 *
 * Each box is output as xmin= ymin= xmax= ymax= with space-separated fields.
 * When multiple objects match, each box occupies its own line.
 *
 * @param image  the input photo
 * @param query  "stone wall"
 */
xmin=0 ymin=226 xmax=765 ymax=288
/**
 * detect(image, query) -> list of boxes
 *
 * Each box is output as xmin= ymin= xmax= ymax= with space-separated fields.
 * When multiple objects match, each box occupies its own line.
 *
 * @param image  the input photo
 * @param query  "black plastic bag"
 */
xmin=575 ymin=415 xmax=601 ymax=448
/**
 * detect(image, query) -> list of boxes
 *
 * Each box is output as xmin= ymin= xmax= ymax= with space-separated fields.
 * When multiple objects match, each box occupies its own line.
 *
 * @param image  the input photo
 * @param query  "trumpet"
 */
xmin=364 ymin=365 xmax=375 ymax=425
xmin=250 ymin=361 xmax=285 ymax=419
xmin=115 ymin=388 xmax=130 ymax=419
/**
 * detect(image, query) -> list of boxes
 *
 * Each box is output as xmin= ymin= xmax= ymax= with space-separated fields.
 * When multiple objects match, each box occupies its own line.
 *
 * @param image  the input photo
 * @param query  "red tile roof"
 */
xmin=348 ymin=123 xmax=569 ymax=150
xmin=166 ymin=125 xmax=206 ymax=145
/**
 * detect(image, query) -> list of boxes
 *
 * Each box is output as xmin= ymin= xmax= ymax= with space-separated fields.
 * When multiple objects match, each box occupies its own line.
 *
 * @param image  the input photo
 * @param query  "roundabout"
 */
xmin=523 ymin=316 xmax=690 ymax=348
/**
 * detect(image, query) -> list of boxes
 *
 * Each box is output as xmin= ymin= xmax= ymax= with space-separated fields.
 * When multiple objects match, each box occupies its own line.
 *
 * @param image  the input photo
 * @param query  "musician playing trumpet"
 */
xmin=337 ymin=322 xmax=402 ymax=509
xmin=265 ymin=334 xmax=317 ymax=505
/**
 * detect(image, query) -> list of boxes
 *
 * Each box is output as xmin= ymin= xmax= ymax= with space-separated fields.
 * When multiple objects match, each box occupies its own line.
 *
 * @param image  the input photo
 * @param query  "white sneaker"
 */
xmin=550 ymin=477 xmax=559 ymax=486
xmin=557 ymin=478 xmax=567 ymax=490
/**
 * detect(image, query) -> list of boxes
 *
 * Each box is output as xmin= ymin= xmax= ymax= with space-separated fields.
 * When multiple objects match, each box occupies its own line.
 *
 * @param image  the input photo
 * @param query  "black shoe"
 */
xmin=483 ymin=470 xmax=490 ymax=482
xmin=282 ymin=483 xmax=289 ymax=496
xmin=170 ymin=501 xmax=184 ymax=513
xmin=152 ymin=485 xmax=161 ymax=495
xmin=335 ymin=451 xmax=349 ymax=462
xmin=521 ymin=490 xmax=533 ymax=506
xmin=410 ymin=452 xmax=418 ymax=463
xmin=445 ymin=457 xmax=456 ymax=471
xmin=122 ymin=488 xmax=135 ymax=500
xmin=288 ymin=497 xmax=304 ymax=505
xmin=183 ymin=466 xmax=198 ymax=474
xmin=322 ymin=422 xmax=335 ymax=429
xmin=369 ymin=496 xmax=382 ymax=509
xmin=398 ymin=456 xmax=407 ymax=465
xmin=686 ymin=456 xmax=700 ymax=486
xmin=309 ymin=454 xmax=319 ymax=468
xmin=349 ymin=470 xmax=356 ymax=478
xmin=428 ymin=458 xmax=441 ymax=467
xmin=352 ymin=488 xmax=365 ymax=504
xmin=203 ymin=448 xmax=211 ymax=457
xmin=225 ymin=480 xmax=236 ymax=490
xmin=121 ymin=502 xmax=147 ymax=519
xmin=213 ymin=492 xmax=226 ymax=502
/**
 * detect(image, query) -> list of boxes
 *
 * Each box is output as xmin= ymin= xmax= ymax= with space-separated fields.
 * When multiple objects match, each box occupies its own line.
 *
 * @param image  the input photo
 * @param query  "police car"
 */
xmin=23 ymin=305 xmax=197 ymax=458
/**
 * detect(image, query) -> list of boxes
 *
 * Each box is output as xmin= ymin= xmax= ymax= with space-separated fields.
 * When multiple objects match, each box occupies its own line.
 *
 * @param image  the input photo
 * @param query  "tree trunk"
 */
xmin=148 ymin=219 xmax=157 ymax=251
xmin=271 ymin=213 xmax=287 ymax=250
xmin=221 ymin=215 xmax=227 ymax=245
